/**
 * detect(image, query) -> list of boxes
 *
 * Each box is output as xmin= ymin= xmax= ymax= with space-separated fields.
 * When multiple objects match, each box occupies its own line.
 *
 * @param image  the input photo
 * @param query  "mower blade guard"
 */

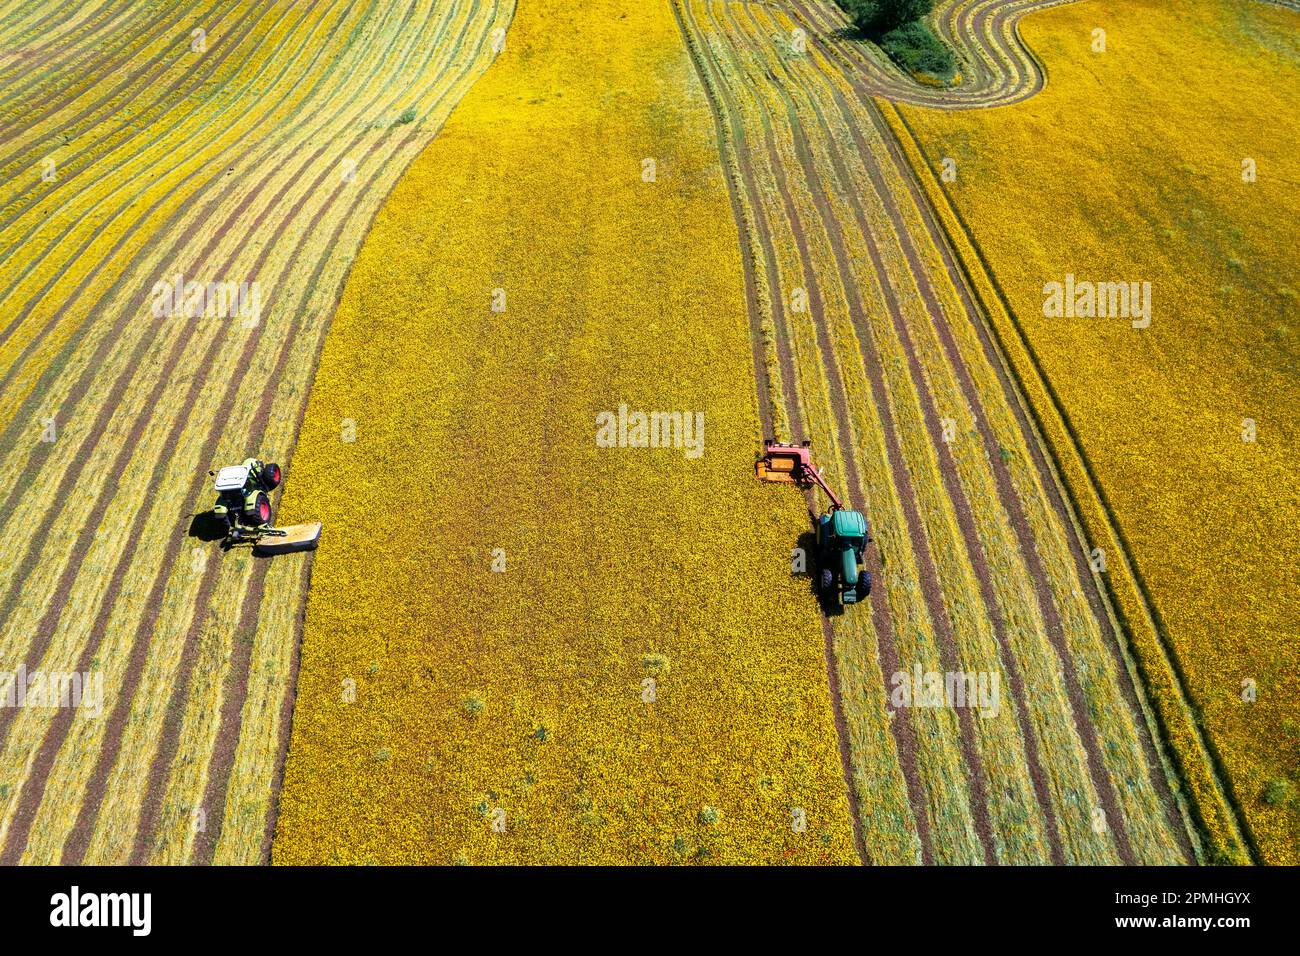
xmin=253 ymin=522 xmax=321 ymax=556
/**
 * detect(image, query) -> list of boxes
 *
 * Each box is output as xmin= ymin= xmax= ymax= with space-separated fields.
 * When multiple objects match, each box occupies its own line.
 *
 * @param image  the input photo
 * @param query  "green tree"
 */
xmin=841 ymin=0 xmax=932 ymax=35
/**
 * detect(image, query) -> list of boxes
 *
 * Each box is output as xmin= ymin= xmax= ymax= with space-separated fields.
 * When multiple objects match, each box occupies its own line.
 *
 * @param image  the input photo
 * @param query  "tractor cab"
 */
xmin=214 ymin=464 xmax=251 ymax=492
xmin=211 ymin=458 xmax=282 ymax=536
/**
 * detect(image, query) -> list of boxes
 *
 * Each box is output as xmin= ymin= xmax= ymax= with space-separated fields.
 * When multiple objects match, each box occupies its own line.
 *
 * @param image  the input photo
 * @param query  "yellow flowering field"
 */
xmin=271 ymin=0 xmax=858 ymax=864
xmin=892 ymin=0 xmax=1300 ymax=862
xmin=0 ymin=0 xmax=510 ymax=864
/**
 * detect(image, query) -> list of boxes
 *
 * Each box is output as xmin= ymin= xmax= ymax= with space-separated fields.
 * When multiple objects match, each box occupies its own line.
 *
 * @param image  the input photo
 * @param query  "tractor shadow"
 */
xmin=187 ymin=510 xmax=227 ymax=543
xmin=794 ymin=526 xmax=846 ymax=619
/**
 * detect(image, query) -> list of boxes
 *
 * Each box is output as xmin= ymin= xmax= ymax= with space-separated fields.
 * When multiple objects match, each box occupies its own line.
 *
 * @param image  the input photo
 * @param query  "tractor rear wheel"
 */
xmin=261 ymin=461 xmax=282 ymax=491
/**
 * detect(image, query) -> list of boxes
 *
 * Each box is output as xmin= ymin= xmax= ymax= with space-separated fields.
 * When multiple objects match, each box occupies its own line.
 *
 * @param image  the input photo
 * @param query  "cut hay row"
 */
xmin=0 ymin=0 xmax=513 ymax=865
xmin=0 ymin=2 xmax=151 ymax=97
xmin=882 ymin=0 xmax=1293 ymax=863
xmin=674 ymin=0 xmax=1194 ymax=863
xmin=785 ymin=0 xmax=1079 ymax=110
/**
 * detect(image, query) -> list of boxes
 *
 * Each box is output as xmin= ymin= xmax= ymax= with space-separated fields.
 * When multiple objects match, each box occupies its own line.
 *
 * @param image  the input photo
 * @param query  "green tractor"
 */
xmin=816 ymin=507 xmax=871 ymax=607
xmin=757 ymin=440 xmax=872 ymax=609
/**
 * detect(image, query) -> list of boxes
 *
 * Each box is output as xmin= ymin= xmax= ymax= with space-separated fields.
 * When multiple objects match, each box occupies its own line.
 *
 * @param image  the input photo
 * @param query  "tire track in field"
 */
xmin=680 ymin=0 xmax=1196 ymax=863
xmin=0 ymin=0 xmax=511 ymax=865
xmin=797 ymin=0 xmax=1185 ymax=863
xmin=771 ymin=0 xmax=1100 ymax=864
xmin=791 ymin=0 xmax=1205 ymax=862
xmin=677 ymin=0 xmax=936 ymax=865
xmin=791 ymin=0 xmax=1200 ymax=861
xmin=696 ymin=0 xmax=995 ymax=864
xmin=729 ymin=0 xmax=1065 ymax=863
xmin=776 ymin=0 xmax=1190 ymax=865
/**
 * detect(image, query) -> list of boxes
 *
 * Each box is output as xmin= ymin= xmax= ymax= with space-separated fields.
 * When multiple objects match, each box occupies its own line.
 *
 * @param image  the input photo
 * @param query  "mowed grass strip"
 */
xmin=894 ymin=0 xmax=1299 ymax=863
xmin=273 ymin=0 xmax=858 ymax=865
xmin=0 ymin=0 xmax=511 ymax=865
xmin=678 ymin=0 xmax=1191 ymax=863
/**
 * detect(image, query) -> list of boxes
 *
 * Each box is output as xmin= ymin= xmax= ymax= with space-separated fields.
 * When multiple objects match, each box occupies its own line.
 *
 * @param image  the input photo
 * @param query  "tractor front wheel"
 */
xmin=261 ymin=461 xmax=282 ymax=491
xmin=819 ymin=568 xmax=835 ymax=595
xmin=856 ymin=571 xmax=872 ymax=600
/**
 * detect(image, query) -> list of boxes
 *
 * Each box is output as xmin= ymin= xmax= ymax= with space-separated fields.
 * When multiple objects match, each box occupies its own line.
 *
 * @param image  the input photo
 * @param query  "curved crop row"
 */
xmin=674 ymin=0 xmax=1195 ymax=863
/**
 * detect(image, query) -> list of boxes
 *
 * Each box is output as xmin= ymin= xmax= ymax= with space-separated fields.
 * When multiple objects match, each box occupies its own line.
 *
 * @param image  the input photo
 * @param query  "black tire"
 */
xmin=819 ymin=568 xmax=835 ymax=594
xmin=261 ymin=461 xmax=282 ymax=491
xmin=248 ymin=492 xmax=271 ymax=525
xmin=856 ymin=570 xmax=872 ymax=600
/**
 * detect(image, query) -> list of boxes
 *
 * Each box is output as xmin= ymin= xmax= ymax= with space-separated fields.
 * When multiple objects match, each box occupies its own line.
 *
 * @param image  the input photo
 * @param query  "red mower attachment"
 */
xmin=755 ymin=439 xmax=843 ymax=511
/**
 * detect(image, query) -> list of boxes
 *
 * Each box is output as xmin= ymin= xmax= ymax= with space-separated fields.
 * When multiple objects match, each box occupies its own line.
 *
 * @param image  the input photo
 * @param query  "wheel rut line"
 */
xmin=259 ymin=554 xmax=313 ymax=864
xmin=776 ymin=88 xmax=996 ymax=866
xmin=674 ymin=0 xmax=873 ymax=864
xmin=707 ymin=0 xmax=945 ymax=863
xmin=8 ymin=1 xmax=484 ymax=863
xmin=735 ymin=21 xmax=946 ymax=867
xmin=768 ymin=23 xmax=1064 ymax=862
xmin=766 ymin=0 xmax=1141 ymax=864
